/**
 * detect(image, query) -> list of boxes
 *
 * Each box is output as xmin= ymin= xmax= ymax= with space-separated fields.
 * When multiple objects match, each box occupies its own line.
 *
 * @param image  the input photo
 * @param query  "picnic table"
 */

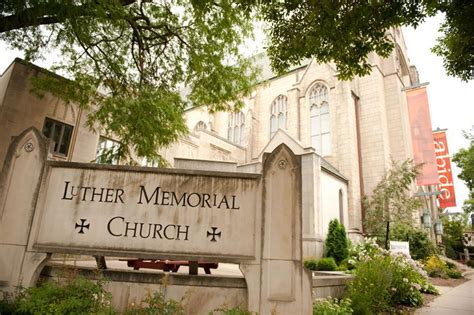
xmin=121 ymin=259 xmax=218 ymax=275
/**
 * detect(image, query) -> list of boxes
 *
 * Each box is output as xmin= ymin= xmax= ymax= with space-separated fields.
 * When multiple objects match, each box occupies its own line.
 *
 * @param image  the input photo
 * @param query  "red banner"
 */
xmin=406 ymin=87 xmax=439 ymax=185
xmin=433 ymin=130 xmax=457 ymax=208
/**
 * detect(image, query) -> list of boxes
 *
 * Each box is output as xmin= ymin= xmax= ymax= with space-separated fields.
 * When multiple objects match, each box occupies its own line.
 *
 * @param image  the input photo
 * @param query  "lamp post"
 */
xmin=422 ymin=209 xmax=432 ymax=229
xmin=414 ymin=189 xmax=442 ymax=242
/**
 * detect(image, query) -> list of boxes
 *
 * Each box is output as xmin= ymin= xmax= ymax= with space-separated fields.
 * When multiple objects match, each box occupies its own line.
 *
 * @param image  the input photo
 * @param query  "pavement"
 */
xmin=416 ymin=272 xmax=474 ymax=315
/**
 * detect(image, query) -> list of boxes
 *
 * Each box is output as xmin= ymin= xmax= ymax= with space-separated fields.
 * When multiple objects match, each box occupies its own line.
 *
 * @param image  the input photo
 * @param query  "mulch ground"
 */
xmin=428 ymin=276 xmax=469 ymax=287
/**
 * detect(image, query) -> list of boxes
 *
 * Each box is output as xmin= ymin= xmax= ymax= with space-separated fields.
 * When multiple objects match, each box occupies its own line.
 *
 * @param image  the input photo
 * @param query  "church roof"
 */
xmin=249 ymin=52 xmax=312 ymax=82
xmin=320 ymin=158 xmax=348 ymax=182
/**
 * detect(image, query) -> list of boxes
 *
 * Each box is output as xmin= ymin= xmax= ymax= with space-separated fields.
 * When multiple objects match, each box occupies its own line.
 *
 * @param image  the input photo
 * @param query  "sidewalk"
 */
xmin=416 ymin=273 xmax=474 ymax=315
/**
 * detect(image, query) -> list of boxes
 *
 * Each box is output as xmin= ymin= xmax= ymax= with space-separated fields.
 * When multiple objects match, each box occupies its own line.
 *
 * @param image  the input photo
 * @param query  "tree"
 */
xmin=441 ymin=213 xmax=469 ymax=259
xmin=0 ymin=0 xmax=258 ymax=164
xmin=324 ymin=219 xmax=349 ymax=265
xmin=1 ymin=1 xmax=472 ymax=162
xmin=363 ymin=160 xmax=422 ymax=248
xmin=260 ymin=1 xmax=473 ymax=81
xmin=452 ymin=130 xmax=474 ymax=214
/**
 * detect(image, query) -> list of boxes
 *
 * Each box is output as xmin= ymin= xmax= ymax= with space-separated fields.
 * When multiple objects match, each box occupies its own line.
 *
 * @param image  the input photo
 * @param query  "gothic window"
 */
xmin=42 ymin=117 xmax=73 ymax=156
xmin=194 ymin=121 xmax=207 ymax=132
xmin=270 ymin=95 xmax=287 ymax=138
xmin=227 ymin=111 xmax=245 ymax=145
xmin=309 ymin=83 xmax=331 ymax=155
xmin=96 ymin=136 xmax=121 ymax=165
xmin=142 ymin=157 xmax=159 ymax=168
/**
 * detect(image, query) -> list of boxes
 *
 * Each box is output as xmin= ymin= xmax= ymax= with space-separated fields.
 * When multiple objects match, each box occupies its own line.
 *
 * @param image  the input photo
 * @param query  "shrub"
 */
xmin=16 ymin=276 xmax=115 ymax=315
xmin=316 ymin=257 xmax=337 ymax=271
xmin=446 ymin=269 xmax=462 ymax=279
xmin=0 ymin=297 xmax=19 ymax=315
xmin=312 ymin=297 xmax=353 ymax=315
xmin=325 ymin=219 xmax=349 ymax=264
xmin=304 ymin=257 xmax=318 ymax=271
xmin=124 ymin=291 xmax=184 ymax=315
xmin=441 ymin=214 xmax=468 ymax=259
xmin=390 ymin=224 xmax=436 ymax=260
xmin=424 ymin=255 xmax=448 ymax=278
xmin=445 ymin=261 xmax=456 ymax=269
xmin=467 ymin=260 xmax=474 ymax=268
xmin=346 ymin=238 xmax=433 ymax=313
xmin=336 ymin=258 xmax=352 ymax=271
xmin=420 ymin=283 xmax=439 ymax=295
xmin=304 ymin=257 xmax=337 ymax=271
xmin=347 ymin=254 xmax=393 ymax=314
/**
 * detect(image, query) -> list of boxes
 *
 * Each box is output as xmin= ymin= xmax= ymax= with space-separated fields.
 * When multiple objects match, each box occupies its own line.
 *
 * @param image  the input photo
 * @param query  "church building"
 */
xmin=0 ymin=27 xmax=427 ymax=258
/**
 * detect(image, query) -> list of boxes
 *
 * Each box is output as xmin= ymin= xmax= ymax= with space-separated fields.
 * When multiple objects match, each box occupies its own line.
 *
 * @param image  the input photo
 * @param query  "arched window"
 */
xmin=270 ymin=95 xmax=287 ymax=138
xmin=309 ymin=83 xmax=331 ymax=155
xmin=227 ymin=111 xmax=245 ymax=145
xmin=339 ymin=189 xmax=344 ymax=224
xmin=194 ymin=121 xmax=207 ymax=132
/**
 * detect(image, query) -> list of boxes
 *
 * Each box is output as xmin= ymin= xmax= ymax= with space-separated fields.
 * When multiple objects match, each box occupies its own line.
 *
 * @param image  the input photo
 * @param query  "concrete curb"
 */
xmin=461 ymin=269 xmax=474 ymax=277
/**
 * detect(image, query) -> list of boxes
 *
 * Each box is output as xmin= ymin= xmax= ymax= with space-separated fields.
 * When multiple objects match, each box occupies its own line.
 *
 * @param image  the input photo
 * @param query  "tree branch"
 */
xmin=0 ymin=0 xmax=136 ymax=33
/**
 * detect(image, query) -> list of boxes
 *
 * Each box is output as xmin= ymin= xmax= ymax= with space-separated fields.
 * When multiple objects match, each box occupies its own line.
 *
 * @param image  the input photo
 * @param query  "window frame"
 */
xmin=308 ymin=83 xmax=331 ymax=155
xmin=96 ymin=136 xmax=122 ymax=165
xmin=42 ymin=117 xmax=74 ymax=157
xmin=270 ymin=95 xmax=288 ymax=138
xmin=227 ymin=111 xmax=245 ymax=145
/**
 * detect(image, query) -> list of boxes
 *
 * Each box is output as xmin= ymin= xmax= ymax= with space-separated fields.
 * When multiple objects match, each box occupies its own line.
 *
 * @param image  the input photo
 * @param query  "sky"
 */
xmin=402 ymin=14 xmax=473 ymax=213
xmin=0 ymin=14 xmax=472 ymax=212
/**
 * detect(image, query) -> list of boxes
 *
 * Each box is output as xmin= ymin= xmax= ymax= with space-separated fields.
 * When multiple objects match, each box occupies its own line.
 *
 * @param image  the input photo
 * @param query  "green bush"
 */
xmin=304 ymin=257 xmax=337 ymax=271
xmin=0 ymin=297 xmax=19 ymax=315
xmin=346 ymin=238 xmax=432 ymax=314
xmin=336 ymin=258 xmax=352 ymax=271
xmin=445 ymin=261 xmax=456 ymax=269
xmin=15 ymin=276 xmax=115 ymax=315
xmin=316 ymin=257 xmax=337 ymax=271
xmin=312 ymin=297 xmax=352 ymax=315
xmin=424 ymin=255 xmax=448 ymax=278
xmin=325 ymin=219 xmax=349 ymax=264
xmin=390 ymin=224 xmax=436 ymax=260
xmin=420 ymin=283 xmax=439 ymax=295
xmin=124 ymin=291 xmax=184 ymax=315
xmin=347 ymin=255 xmax=393 ymax=314
xmin=446 ymin=268 xmax=462 ymax=279
xmin=304 ymin=257 xmax=318 ymax=271
xmin=467 ymin=260 xmax=474 ymax=268
xmin=423 ymin=255 xmax=462 ymax=279
xmin=441 ymin=215 xmax=468 ymax=259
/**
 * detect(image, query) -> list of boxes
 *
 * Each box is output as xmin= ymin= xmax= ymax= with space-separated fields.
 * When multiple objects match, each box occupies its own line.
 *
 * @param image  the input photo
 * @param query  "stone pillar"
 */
xmin=0 ymin=127 xmax=49 ymax=293
xmin=301 ymin=152 xmax=323 ymax=258
xmin=243 ymin=144 xmax=312 ymax=314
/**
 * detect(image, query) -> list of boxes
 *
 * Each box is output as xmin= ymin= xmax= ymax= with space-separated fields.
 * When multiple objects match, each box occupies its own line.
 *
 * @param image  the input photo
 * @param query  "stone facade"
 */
xmin=163 ymin=28 xmax=419 ymax=240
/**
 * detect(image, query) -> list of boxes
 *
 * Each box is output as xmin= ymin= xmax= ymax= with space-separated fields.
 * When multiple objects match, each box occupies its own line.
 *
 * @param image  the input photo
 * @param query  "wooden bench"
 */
xmin=121 ymin=259 xmax=218 ymax=275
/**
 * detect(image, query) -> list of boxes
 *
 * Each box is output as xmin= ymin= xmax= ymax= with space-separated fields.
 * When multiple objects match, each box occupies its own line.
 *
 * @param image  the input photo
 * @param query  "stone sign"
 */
xmin=0 ymin=127 xmax=312 ymax=314
xmin=389 ymin=241 xmax=410 ymax=257
xmin=33 ymin=163 xmax=259 ymax=261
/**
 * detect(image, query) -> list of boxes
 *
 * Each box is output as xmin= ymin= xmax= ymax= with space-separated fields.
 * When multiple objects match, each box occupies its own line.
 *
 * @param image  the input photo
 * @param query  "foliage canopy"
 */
xmin=1 ymin=1 xmax=472 ymax=162
xmin=260 ymin=0 xmax=473 ymax=81
xmin=1 ymin=0 xmax=258 ymax=163
xmin=452 ymin=131 xmax=474 ymax=214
